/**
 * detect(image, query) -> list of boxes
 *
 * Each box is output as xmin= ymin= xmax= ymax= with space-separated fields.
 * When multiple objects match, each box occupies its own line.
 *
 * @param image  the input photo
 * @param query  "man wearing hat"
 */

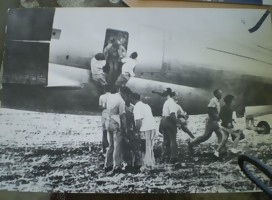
xmin=159 ymin=88 xmax=179 ymax=164
xmin=214 ymin=94 xmax=242 ymax=157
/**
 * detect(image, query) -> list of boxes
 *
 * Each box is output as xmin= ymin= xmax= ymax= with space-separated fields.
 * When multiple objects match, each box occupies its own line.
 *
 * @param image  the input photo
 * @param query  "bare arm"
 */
xmin=120 ymin=113 xmax=127 ymax=133
xmin=99 ymin=105 xmax=104 ymax=111
xmin=169 ymin=112 xmax=178 ymax=124
xmin=135 ymin=119 xmax=142 ymax=133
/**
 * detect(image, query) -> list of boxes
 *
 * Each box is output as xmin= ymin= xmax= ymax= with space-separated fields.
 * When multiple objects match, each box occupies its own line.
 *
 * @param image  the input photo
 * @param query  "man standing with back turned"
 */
xmin=99 ymin=85 xmax=111 ymax=153
xmin=104 ymin=87 xmax=127 ymax=173
xmin=188 ymin=89 xmax=223 ymax=155
xmin=131 ymin=93 xmax=156 ymax=171
xmin=159 ymin=88 xmax=179 ymax=164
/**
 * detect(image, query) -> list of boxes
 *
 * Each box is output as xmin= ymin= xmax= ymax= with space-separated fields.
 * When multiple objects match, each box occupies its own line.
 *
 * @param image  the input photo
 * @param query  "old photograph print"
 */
xmin=0 ymin=8 xmax=272 ymax=193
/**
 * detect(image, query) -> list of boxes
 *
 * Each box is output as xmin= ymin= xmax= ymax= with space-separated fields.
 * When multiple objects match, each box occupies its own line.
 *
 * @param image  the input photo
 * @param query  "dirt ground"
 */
xmin=0 ymin=108 xmax=271 ymax=193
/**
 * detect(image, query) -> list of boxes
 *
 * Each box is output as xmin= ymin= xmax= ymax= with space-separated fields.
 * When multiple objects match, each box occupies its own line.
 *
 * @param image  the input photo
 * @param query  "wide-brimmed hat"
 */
xmin=163 ymin=88 xmax=176 ymax=97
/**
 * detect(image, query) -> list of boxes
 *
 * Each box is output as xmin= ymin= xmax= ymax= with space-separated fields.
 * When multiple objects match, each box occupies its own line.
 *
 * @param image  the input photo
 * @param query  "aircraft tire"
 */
xmin=256 ymin=121 xmax=271 ymax=135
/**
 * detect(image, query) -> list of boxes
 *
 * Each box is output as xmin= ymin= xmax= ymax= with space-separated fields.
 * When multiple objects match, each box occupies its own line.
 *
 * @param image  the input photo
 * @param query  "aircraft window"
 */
xmin=151 ymin=72 xmax=154 ymax=75
xmin=66 ymin=55 xmax=69 ymax=60
xmin=141 ymin=72 xmax=144 ymax=75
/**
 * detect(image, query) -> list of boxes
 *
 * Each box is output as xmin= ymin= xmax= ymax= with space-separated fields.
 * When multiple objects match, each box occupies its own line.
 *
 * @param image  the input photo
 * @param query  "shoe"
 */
xmin=188 ymin=141 xmax=194 ymax=155
xmin=133 ymin=165 xmax=142 ymax=173
xmin=124 ymin=165 xmax=134 ymax=173
xmin=230 ymin=148 xmax=240 ymax=154
xmin=140 ymin=166 xmax=152 ymax=172
xmin=170 ymin=158 xmax=178 ymax=165
xmin=161 ymin=157 xmax=170 ymax=164
xmin=214 ymin=150 xmax=219 ymax=158
xmin=104 ymin=166 xmax=113 ymax=173
xmin=112 ymin=167 xmax=123 ymax=174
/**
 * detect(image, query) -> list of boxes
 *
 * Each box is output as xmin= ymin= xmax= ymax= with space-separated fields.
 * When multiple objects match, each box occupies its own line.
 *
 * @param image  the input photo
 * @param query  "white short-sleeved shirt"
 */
xmin=99 ymin=92 xmax=110 ymax=109
xmin=208 ymin=97 xmax=220 ymax=113
xmin=105 ymin=93 xmax=126 ymax=124
xmin=121 ymin=57 xmax=137 ymax=77
xmin=133 ymin=101 xmax=156 ymax=132
xmin=91 ymin=57 xmax=106 ymax=75
xmin=162 ymin=97 xmax=178 ymax=117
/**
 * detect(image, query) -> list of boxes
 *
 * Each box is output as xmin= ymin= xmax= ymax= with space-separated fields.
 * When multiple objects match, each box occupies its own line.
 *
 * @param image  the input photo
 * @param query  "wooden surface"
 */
xmin=124 ymin=0 xmax=272 ymax=9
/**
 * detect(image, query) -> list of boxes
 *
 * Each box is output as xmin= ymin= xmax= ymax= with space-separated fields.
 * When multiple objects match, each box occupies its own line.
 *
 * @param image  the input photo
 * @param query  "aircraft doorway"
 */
xmin=103 ymin=29 xmax=129 ymax=90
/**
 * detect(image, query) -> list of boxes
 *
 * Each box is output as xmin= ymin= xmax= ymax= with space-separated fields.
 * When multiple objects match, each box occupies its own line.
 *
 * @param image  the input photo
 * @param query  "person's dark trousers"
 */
xmin=181 ymin=125 xmax=195 ymax=139
xmin=191 ymin=119 xmax=222 ymax=146
xmin=159 ymin=117 xmax=178 ymax=162
xmin=102 ymin=130 xmax=109 ymax=153
xmin=106 ymin=58 xmax=120 ymax=86
xmin=121 ymin=130 xmax=142 ymax=167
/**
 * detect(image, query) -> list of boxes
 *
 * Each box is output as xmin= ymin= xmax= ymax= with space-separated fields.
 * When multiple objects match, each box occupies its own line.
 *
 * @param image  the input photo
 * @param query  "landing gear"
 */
xmin=256 ymin=121 xmax=271 ymax=135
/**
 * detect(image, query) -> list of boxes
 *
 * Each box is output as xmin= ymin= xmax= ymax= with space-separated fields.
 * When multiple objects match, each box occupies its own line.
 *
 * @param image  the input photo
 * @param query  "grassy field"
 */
xmin=0 ymin=108 xmax=271 ymax=193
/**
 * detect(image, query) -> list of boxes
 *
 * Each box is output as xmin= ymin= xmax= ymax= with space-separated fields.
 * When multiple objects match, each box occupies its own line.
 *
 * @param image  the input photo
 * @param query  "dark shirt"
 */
xmin=219 ymin=105 xmax=233 ymax=128
xmin=207 ymin=107 xmax=220 ymax=121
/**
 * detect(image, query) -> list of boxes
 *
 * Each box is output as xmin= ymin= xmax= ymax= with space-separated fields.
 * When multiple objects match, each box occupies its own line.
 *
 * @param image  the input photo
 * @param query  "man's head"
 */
xmin=119 ymin=86 xmax=132 ymax=102
xmin=224 ymin=94 xmax=234 ymax=105
xmin=103 ymin=84 xmax=111 ymax=93
xmin=130 ymin=52 xmax=138 ymax=59
xmin=162 ymin=88 xmax=176 ymax=98
xmin=173 ymin=96 xmax=179 ymax=104
xmin=130 ymin=93 xmax=141 ymax=105
xmin=112 ymin=42 xmax=120 ymax=49
xmin=213 ymin=89 xmax=222 ymax=100
xmin=94 ymin=53 xmax=105 ymax=61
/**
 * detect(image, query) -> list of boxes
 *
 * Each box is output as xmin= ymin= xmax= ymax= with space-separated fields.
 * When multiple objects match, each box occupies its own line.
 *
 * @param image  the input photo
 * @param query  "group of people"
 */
xmin=98 ymin=86 xmax=243 ymax=175
xmin=91 ymin=36 xmax=242 ymax=175
xmin=99 ymin=85 xmax=157 ymax=174
xmin=90 ymin=36 xmax=138 ymax=92
xmin=188 ymin=89 xmax=243 ymax=157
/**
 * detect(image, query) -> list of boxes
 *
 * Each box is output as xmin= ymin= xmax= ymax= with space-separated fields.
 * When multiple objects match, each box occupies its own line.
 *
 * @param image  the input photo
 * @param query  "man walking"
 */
xmin=159 ymin=88 xmax=179 ymax=164
xmin=214 ymin=94 xmax=242 ymax=157
xmin=188 ymin=89 xmax=223 ymax=155
xmin=131 ymin=93 xmax=156 ymax=171
xmin=188 ymin=89 xmax=222 ymax=153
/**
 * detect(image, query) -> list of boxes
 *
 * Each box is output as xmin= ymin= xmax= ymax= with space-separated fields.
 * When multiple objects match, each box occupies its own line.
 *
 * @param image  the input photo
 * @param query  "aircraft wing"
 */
xmin=47 ymin=63 xmax=89 ymax=88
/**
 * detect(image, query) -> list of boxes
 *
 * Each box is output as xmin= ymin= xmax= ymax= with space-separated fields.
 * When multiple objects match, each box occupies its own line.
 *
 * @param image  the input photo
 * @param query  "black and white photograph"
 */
xmin=0 ymin=8 xmax=272 ymax=193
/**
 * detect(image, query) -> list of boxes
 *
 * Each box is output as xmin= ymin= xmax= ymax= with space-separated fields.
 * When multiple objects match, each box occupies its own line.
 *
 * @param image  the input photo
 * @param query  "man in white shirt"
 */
xmin=188 ymin=89 xmax=223 ymax=155
xmin=90 ymin=53 xmax=107 ymax=86
xmin=104 ymin=87 xmax=127 ymax=173
xmin=115 ymin=52 xmax=138 ymax=87
xmin=99 ymin=85 xmax=111 ymax=153
xmin=131 ymin=93 xmax=156 ymax=170
xmin=159 ymin=88 xmax=179 ymax=164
